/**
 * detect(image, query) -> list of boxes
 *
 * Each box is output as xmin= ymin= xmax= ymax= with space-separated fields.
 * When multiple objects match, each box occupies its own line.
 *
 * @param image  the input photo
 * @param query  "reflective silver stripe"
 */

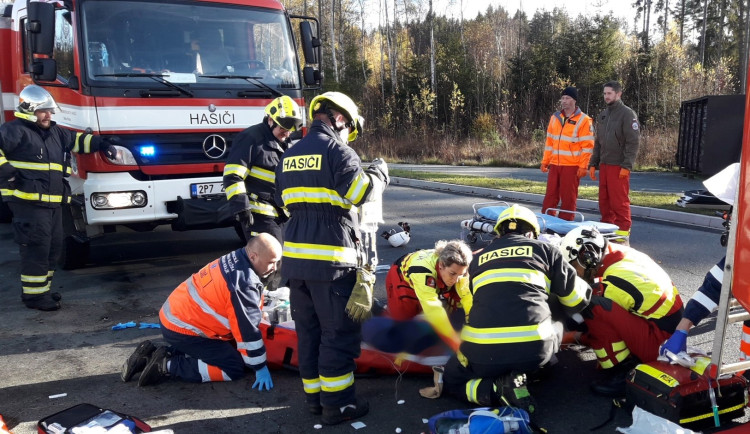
xmin=303 ymin=378 xmax=321 ymax=393
xmin=161 ymin=298 xmax=210 ymax=338
xmin=345 ymin=172 xmax=370 ymax=204
xmin=249 ymin=166 xmax=275 ymax=183
xmin=185 ymin=279 xmax=230 ymax=329
xmin=21 ymin=274 xmax=48 ymax=283
xmin=224 ymin=164 xmax=249 ymax=179
xmin=225 ymin=182 xmax=246 ymax=199
xmin=243 ymin=353 xmax=267 ymax=366
xmin=692 ymin=291 xmax=718 ymax=313
xmin=558 ymin=277 xmax=590 ymax=307
xmin=197 ymin=360 xmax=231 ymax=382
xmin=461 ymin=317 xmax=555 ymax=343
xmin=320 ymin=372 xmax=354 ymax=392
xmin=581 ymin=148 xmax=593 ymax=154
xmin=249 ymin=200 xmax=278 ymax=217
xmin=709 ymin=264 xmax=723 ymax=282
xmin=238 ymin=339 xmax=265 ymax=351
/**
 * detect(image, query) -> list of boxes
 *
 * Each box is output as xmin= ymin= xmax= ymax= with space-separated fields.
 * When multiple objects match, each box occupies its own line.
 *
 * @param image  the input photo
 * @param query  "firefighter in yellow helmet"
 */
xmin=0 ymin=85 xmax=119 ymax=311
xmin=440 ymin=204 xmax=591 ymax=413
xmin=223 ymin=95 xmax=302 ymax=290
xmin=274 ymin=91 xmax=388 ymax=425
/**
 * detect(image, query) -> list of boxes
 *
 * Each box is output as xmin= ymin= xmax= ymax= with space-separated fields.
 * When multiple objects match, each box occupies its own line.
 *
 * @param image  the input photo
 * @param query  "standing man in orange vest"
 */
xmin=540 ymin=86 xmax=595 ymax=221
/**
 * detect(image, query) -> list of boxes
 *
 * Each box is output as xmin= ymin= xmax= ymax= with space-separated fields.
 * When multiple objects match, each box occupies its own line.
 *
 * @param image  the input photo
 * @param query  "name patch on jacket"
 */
xmin=425 ymin=276 xmax=437 ymax=288
xmin=283 ymin=154 xmax=321 ymax=172
xmin=478 ymin=246 xmax=533 ymax=265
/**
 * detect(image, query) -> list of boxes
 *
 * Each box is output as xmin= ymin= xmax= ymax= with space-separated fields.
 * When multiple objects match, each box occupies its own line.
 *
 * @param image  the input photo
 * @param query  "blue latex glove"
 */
xmin=112 ymin=321 xmax=137 ymax=330
xmin=139 ymin=322 xmax=161 ymax=329
xmin=252 ymin=366 xmax=273 ymax=391
xmin=660 ymin=329 xmax=688 ymax=357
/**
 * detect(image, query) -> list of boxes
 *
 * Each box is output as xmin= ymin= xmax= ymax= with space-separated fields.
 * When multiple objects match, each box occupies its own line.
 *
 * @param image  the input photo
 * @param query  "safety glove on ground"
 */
xmin=346 ymin=266 xmax=375 ymax=322
xmin=252 ymin=366 xmax=274 ymax=391
xmin=659 ymin=329 xmax=688 ymax=357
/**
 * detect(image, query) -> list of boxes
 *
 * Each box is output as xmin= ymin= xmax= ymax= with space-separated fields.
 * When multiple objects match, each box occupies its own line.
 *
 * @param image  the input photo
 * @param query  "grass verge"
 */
xmin=391 ymin=169 xmax=718 ymax=216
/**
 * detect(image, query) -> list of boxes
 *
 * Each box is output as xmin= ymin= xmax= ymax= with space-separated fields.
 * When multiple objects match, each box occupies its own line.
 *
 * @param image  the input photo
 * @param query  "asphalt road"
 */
xmin=0 ymin=185 xmax=740 ymax=433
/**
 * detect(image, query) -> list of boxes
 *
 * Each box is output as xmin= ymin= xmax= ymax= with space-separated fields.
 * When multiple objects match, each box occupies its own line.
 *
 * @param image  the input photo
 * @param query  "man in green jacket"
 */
xmin=588 ymin=81 xmax=640 ymax=245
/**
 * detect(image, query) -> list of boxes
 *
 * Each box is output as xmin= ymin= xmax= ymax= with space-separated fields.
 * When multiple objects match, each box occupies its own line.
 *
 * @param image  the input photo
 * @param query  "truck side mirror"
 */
xmin=299 ymin=21 xmax=319 ymax=65
xmin=30 ymin=58 xmax=57 ymax=81
xmin=27 ymin=1 xmax=55 ymax=56
xmin=303 ymin=66 xmax=321 ymax=86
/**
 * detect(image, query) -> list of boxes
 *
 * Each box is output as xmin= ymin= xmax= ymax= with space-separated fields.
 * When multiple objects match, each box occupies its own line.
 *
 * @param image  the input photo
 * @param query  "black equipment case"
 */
xmin=37 ymin=403 xmax=152 ymax=434
xmin=625 ymin=356 xmax=748 ymax=430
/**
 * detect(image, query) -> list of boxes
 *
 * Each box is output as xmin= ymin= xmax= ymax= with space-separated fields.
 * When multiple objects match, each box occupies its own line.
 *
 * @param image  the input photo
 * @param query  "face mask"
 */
xmin=338 ymin=128 xmax=349 ymax=144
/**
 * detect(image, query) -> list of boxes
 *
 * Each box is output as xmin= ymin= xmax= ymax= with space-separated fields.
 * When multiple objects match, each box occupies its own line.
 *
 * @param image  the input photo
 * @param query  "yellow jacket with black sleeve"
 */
xmin=222 ymin=122 xmax=287 ymax=219
xmin=398 ymin=249 xmax=472 ymax=351
xmin=274 ymin=120 xmax=386 ymax=281
xmin=0 ymin=118 xmax=107 ymax=208
xmin=460 ymin=234 xmax=591 ymax=367
xmin=597 ymin=244 xmax=684 ymax=333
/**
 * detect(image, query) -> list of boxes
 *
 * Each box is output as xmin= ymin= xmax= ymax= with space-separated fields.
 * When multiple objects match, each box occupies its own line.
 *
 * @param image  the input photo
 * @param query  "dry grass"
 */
xmin=359 ymin=127 xmax=680 ymax=171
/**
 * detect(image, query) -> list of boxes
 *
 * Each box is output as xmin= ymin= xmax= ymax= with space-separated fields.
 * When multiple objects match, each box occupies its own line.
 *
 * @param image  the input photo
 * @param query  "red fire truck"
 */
xmin=0 ymin=0 xmax=320 ymax=268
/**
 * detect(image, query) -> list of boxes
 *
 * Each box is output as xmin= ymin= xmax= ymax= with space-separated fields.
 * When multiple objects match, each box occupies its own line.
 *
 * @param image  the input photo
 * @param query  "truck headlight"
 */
xmin=90 ymin=191 xmax=148 ymax=209
xmin=105 ymin=145 xmax=138 ymax=165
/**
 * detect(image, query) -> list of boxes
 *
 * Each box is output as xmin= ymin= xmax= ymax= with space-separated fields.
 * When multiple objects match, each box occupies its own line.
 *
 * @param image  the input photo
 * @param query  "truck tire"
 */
xmin=60 ymin=235 xmax=90 ymax=270
xmin=59 ymin=203 xmax=90 ymax=269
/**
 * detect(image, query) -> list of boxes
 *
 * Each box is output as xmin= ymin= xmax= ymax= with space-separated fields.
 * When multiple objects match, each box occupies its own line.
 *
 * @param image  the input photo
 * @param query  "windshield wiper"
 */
xmin=95 ymin=73 xmax=194 ymax=97
xmin=200 ymin=75 xmax=283 ymax=97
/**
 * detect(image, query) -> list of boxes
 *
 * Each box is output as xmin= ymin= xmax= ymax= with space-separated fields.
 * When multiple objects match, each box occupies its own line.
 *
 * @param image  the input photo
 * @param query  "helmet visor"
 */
xmin=275 ymin=116 xmax=302 ymax=131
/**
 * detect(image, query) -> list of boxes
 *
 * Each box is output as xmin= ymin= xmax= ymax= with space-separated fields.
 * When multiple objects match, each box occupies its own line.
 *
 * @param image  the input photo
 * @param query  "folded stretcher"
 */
xmin=460 ymin=200 xmax=620 ymax=245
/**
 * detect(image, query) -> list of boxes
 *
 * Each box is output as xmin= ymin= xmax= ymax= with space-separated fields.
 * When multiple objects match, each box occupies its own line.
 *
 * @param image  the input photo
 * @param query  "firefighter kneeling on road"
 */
xmin=559 ymin=226 xmax=683 ymax=397
xmin=0 ymin=85 xmax=119 ymax=311
xmin=121 ymin=233 xmax=281 ymax=390
xmin=440 ymin=205 xmax=592 ymax=413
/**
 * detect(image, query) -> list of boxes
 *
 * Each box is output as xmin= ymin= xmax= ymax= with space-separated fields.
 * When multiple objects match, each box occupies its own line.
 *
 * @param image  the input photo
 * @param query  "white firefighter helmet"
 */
xmin=559 ymin=226 xmax=607 ymax=270
xmin=381 ymin=222 xmax=411 ymax=247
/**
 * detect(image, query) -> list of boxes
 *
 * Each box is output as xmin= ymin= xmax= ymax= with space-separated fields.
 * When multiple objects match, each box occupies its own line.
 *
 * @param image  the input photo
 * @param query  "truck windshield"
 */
xmin=80 ymin=0 xmax=300 ymax=89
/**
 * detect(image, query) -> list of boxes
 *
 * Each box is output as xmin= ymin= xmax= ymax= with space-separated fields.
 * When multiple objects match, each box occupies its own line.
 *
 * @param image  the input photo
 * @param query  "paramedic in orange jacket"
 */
xmin=121 ymin=233 xmax=282 ymax=389
xmin=385 ymin=239 xmax=473 ymax=351
xmin=540 ymin=87 xmax=595 ymax=221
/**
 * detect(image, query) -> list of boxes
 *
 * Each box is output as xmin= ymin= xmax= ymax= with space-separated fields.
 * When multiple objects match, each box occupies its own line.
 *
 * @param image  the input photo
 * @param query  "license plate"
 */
xmin=190 ymin=182 xmax=225 ymax=198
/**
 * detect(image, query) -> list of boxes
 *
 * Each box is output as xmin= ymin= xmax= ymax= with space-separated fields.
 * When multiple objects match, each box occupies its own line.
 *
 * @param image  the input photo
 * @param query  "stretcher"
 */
xmin=259 ymin=320 xmax=449 ymax=375
xmin=460 ymin=200 xmax=621 ymax=245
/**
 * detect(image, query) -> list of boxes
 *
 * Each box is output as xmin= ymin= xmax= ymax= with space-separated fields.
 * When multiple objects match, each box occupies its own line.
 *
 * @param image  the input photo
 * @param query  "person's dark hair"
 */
xmin=604 ymin=81 xmax=622 ymax=93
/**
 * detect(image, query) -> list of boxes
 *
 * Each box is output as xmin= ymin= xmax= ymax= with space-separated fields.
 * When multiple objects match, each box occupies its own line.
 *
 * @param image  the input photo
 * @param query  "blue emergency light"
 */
xmin=139 ymin=145 xmax=156 ymax=157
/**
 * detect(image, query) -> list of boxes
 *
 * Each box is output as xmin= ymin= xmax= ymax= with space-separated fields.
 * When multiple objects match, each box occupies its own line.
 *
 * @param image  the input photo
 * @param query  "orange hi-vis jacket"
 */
xmin=159 ymin=247 xmax=267 ymax=371
xmin=542 ymin=108 xmax=595 ymax=168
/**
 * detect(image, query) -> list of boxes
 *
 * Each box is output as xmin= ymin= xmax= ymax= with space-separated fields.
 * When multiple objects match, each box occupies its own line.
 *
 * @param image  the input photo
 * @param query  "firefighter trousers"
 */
xmin=542 ymin=164 xmax=581 ymax=221
xmin=581 ymin=298 xmax=673 ymax=369
xmin=160 ymin=323 xmax=247 ymax=383
xmin=289 ymin=273 xmax=361 ymax=408
xmin=598 ymin=163 xmax=631 ymax=234
xmin=8 ymin=202 xmax=62 ymax=297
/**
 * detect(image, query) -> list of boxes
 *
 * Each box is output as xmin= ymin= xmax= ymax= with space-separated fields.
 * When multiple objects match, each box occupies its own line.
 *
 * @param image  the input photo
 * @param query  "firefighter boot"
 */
xmin=138 ymin=346 xmax=170 ymax=387
xmin=22 ymin=292 xmax=61 ymax=311
xmin=321 ymin=398 xmax=369 ymax=425
xmin=121 ymin=340 xmax=157 ymax=382
xmin=590 ymin=357 xmax=639 ymax=398
xmin=494 ymin=372 xmax=536 ymax=414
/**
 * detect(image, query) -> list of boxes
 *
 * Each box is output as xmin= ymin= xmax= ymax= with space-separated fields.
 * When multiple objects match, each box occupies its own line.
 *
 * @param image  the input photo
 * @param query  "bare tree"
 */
xmin=330 ymin=0 xmax=339 ymax=82
xmin=430 ymin=0 xmax=435 ymax=94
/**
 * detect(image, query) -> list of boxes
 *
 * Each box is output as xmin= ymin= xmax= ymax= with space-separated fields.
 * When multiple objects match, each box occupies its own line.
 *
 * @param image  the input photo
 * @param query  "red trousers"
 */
xmin=385 ymin=264 xmax=421 ymax=320
xmin=598 ymin=163 xmax=631 ymax=232
xmin=581 ymin=300 xmax=672 ymax=369
xmin=542 ymin=165 xmax=580 ymax=221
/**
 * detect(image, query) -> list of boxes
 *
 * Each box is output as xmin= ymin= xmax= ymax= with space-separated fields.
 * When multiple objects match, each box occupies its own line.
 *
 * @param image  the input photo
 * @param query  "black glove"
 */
xmin=366 ymin=158 xmax=390 ymax=185
xmin=100 ymin=137 xmax=122 ymax=160
xmin=236 ymin=209 xmax=253 ymax=227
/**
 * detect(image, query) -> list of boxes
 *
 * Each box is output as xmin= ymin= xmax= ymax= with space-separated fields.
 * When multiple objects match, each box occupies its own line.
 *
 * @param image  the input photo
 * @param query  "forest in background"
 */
xmin=285 ymin=0 xmax=745 ymax=169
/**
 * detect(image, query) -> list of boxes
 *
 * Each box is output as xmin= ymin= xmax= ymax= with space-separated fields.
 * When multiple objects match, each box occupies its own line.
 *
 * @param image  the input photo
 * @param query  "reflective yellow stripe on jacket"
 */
xmin=282 ymin=241 xmax=359 ymax=264
xmin=461 ymin=317 xmax=555 ymax=344
xmin=472 ymin=268 xmax=550 ymax=294
xmin=281 ymin=186 xmax=353 ymax=209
